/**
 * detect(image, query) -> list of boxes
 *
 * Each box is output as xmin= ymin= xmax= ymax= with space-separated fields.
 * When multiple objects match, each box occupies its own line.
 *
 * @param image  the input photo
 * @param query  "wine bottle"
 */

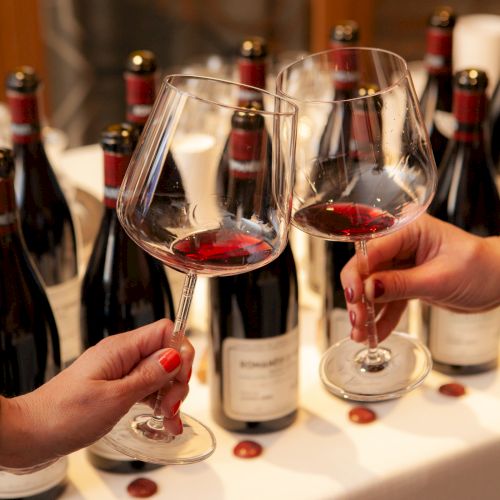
xmin=0 ymin=148 xmax=67 ymax=500
xmin=419 ymin=6 xmax=456 ymax=169
xmin=209 ymin=109 xmax=299 ymax=433
xmin=428 ymin=68 xmax=500 ymax=374
xmin=81 ymin=123 xmax=174 ymax=472
xmin=5 ymin=66 xmax=80 ymax=366
xmin=490 ymin=79 xmax=500 ymax=169
xmin=329 ymin=19 xmax=359 ymax=50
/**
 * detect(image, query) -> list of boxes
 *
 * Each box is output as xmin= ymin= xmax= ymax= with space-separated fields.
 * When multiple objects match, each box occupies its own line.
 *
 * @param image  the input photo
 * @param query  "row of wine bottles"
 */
xmin=0 ymin=36 xmax=301 ymax=491
xmin=315 ymin=10 xmax=500 ymax=377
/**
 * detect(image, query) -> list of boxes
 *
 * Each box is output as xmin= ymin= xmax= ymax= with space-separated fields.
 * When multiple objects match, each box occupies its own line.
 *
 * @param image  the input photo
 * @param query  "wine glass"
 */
xmin=276 ymin=47 xmax=437 ymax=401
xmin=104 ymin=74 xmax=297 ymax=463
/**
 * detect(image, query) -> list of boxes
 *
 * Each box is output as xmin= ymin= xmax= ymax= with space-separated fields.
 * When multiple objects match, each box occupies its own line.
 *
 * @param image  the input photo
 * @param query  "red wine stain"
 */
xmin=348 ymin=406 xmax=377 ymax=424
xmin=233 ymin=440 xmax=263 ymax=459
xmin=438 ymin=382 xmax=466 ymax=397
xmin=127 ymin=478 xmax=158 ymax=498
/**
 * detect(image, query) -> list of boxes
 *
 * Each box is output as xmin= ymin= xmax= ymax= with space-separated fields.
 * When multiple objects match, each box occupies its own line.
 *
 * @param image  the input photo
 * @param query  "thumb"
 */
xmin=365 ymin=263 xmax=440 ymax=303
xmin=115 ymin=348 xmax=182 ymax=406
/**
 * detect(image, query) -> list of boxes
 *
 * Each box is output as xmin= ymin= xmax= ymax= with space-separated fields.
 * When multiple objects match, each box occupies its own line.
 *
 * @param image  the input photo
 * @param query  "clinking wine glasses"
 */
xmin=276 ymin=47 xmax=437 ymax=401
xmin=104 ymin=75 xmax=297 ymax=464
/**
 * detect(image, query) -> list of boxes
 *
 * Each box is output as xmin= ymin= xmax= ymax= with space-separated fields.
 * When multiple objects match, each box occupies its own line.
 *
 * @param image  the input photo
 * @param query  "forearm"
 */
xmin=0 ymin=394 xmax=57 ymax=470
xmin=482 ymin=235 xmax=500 ymax=309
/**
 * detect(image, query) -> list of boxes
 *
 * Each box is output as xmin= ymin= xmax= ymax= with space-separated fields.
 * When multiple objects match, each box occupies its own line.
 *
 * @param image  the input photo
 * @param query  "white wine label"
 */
xmin=434 ymin=110 xmax=456 ymax=139
xmin=429 ymin=306 xmax=500 ymax=365
xmin=0 ymin=457 xmax=67 ymax=498
xmin=88 ymin=437 xmax=133 ymax=461
xmin=328 ymin=308 xmax=351 ymax=345
xmin=222 ymin=328 xmax=298 ymax=421
xmin=46 ymin=275 xmax=82 ymax=366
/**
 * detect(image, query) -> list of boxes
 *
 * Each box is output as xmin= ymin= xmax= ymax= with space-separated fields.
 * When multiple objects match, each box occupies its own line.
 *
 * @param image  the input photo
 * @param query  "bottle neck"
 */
xmin=329 ymin=48 xmax=358 ymax=93
xmin=7 ymin=91 xmax=42 ymax=144
xmin=0 ymin=178 xmax=19 ymax=236
xmin=228 ymin=128 xmax=265 ymax=180
xmin=124 ymin=72 xmax=156 ymax=126
xmin=103 ymin=152 xmax=131 ymax=208
xmin=425 ymin=27 xmax=453 ymax=75
xmin=453 ymin=90 xmax=487 ymax=143
xmin=350 ymin=101 xmax=381 ymax=160
xmin=238 ymin=57 xmax=267 ymax=105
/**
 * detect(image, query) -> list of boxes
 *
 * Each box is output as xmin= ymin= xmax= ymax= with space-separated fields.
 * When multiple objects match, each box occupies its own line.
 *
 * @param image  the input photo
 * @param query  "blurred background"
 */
xmin=1 ymin=0 xmax=499 ymax=147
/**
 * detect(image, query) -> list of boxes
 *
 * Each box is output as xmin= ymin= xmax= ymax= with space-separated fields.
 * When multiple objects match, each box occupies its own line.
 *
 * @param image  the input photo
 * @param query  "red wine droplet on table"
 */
xmin=348 ymin=406 xmax=377 ymax=424
xmin=233 ymin=440 xmax=263 ymax=458
xmin=438 ymin=382 xmax=466 ymax=397
xmin=127 ymin=477 xmax=158 ymax=498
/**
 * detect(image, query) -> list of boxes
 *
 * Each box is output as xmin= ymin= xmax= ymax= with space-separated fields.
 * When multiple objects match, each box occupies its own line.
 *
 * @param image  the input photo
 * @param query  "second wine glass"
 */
xmin=103 ymin=75 xmax=297 ymax=464
xmin=277 ymin=47 xmax=437 ymax=402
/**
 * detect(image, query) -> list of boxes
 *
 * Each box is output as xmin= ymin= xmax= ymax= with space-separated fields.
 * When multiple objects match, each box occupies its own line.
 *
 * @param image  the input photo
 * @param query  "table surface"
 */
xmin=54 ymin=144 xmax=500 ymax=500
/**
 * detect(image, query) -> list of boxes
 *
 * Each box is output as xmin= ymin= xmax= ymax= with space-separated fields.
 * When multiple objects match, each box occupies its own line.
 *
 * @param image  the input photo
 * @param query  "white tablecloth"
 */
xmin=56 ymin=145 xmax=500 ymax=500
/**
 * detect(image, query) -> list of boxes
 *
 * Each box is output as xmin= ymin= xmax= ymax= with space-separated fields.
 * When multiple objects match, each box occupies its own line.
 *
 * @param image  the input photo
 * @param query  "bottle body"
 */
xmin=428 ymin=69 xmax=500 ymax=374
xmin=419 ymin=7 xmax=456 ymax=168
xmin=0 ymin=148 xmax=67 ymax=499
xmin=7 ymin=67 xmax=80 ymax=366
xmin=210 ymin=244 xmax=299 ymax=432
xmin=81 ymin=123 xmax=174 ymax=472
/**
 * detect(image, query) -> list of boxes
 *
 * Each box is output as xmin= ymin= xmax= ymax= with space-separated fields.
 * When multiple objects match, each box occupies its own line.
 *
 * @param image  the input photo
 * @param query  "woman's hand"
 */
xmin=1 ymin=319 xmax=194 ymax=469
xmin=340 ymin=214 xmax=500 ymax=342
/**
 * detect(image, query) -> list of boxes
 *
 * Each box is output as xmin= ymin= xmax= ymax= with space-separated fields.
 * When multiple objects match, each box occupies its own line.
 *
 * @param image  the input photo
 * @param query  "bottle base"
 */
xmin=432 ymin=359 xmax=497 ymax=375
xmin=212 ymin=410 xmax=297 ymax=434
xmin=86 ymin=451 xmax=164 ymax=474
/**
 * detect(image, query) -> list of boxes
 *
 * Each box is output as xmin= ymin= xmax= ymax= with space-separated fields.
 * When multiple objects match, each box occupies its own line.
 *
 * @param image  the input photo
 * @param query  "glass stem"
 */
xmin=354 ymin=240 xmax=383 ymax=367
xmin=149 ymin=271 xmax=197 ymax=428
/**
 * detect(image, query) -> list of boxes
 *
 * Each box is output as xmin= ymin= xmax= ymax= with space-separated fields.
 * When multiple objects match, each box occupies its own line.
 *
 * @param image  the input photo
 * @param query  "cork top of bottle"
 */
xmin=5 ymin=66 xmax=40 ymax=93
xmin=231 ymin=109 xmax=264 ymax=131
xmin=428 ymin=6 xmax=456 ymax=29
xmin=356 ymin=83 xmax=380 ymax=97
xmin=125 ymin=50 xmax=157 ymax=74
xmin=101 ymin=123 xmax=139 ymax=154
xmin=239 ymin=37 xmax=268 ymax=59
xmin=0 ymin=148 xmax=15 ymax=179
xmin=454 ymin=69 xmax=488 ymax=91
xmin=330 ymin=20 xmax=360 ymax=43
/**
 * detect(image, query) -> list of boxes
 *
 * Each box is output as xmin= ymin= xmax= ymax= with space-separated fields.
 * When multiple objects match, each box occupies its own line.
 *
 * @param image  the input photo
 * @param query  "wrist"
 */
xmin=481 ymin=236 xmax=500 ymax=309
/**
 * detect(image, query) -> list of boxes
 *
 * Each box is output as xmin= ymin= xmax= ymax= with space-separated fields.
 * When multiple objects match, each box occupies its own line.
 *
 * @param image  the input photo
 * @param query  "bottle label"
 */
xmin=429 ymin=306 xmax=500 ymax=366
xmin=327 ymin=307 xmax=351 ymax=345
xmin=0 ymin=457 xmax=67 ymax=498
xmin=222 ymin=328 xmax=298 ymax=421
xmin=228 ymin=159 xmax=262 ymax=179
xmin=229 ymin=129 xmax=263 ymax=179
xmin=88 ymin=437 xmax=134 ymax=462
xmin=46 ymin=275 xmax=81 ymax=366
xmin=6 ymin=92 xmax=41 ymax=143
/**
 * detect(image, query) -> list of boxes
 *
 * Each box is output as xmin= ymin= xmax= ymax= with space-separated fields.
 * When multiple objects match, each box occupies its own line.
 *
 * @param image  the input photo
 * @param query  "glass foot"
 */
xmin=319 ymin=332 xmax=432 ymax=402
xmin=104 ymin=403 xmax=216 ymax=465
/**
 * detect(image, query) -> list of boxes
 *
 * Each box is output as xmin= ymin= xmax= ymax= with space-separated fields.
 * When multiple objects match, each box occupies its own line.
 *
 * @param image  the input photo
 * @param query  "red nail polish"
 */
xmin=373 ymin=279 xmax=385 ymax=299
xmin=159 ymin=350 xmax=181 ymax=373
xmin=349 ymin=310 xmax=356 ymax=327
xmin=344 ymin=287 xmax=354 ymax=303
xmin=171 ymin=400 xmax=181 ymax=416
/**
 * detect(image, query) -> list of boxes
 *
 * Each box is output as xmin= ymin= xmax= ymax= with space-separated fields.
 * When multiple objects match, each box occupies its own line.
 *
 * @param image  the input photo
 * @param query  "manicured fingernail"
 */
xmin=187 ymin=368 xmax=192 ymax=383
xmin=159 ymin=349 xmax=181 ymax=373
xmin=373 ymin=279 xmax=385 ymax=299
xmin=171 ymin=400 xmax=181 ymax=416
xmin=349 ymin=310 xmax=356 ymax=327
xmin=344 ymin=287 xmax=354 ymax=303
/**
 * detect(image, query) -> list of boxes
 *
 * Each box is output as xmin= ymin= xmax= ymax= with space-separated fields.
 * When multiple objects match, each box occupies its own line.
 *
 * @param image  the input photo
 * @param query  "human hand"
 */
xmin=1 ymin=319 xmax=194 ymax=469
xmin=341 ymin=214 xmax=500 ymax=343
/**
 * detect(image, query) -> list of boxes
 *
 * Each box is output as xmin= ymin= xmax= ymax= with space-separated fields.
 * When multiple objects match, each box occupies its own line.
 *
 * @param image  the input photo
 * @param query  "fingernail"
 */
xmin=344 ymin=287 xmax=354 ymax=303
xmin=171 ymin=400 xmax=181 ymax=416
xmin=159 ymin=349 xmax=181 ymax=373
xmin=373 ymin=279 xmax=385 ymax=299
xmin=187 ymin=368 xmax=192 ymax=383
xmin=349 ymin=310 xmax=356 ymax=327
